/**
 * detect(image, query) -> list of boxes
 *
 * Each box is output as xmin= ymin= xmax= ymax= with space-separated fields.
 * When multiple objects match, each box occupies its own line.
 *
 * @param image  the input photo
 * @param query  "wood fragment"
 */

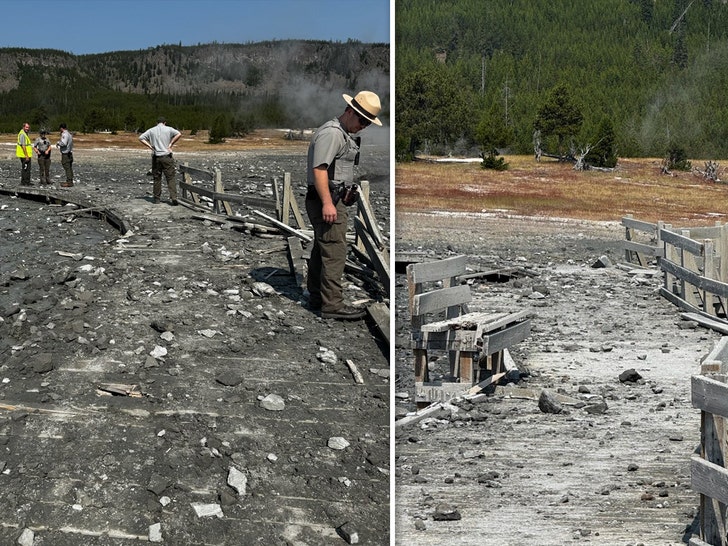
xmin=57 ymin=206 xmax=104 ymax=216
xmin=251 ymin=209 xmax=313 ymax=243
xmin=97 ymin=383 xmax=143 ymax=397
xmin=366 ymin=302 xmax=390 ymax=345
xmin=465 ymin=372 xmax=506 ymax=396
xmin=345 ymin=359 xmax=365 ymax=384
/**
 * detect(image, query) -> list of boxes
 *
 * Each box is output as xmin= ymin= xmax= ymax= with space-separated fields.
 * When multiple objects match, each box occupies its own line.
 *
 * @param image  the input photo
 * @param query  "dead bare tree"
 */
xmin=533 ymin=130 xmax=542 ymax=162
xmin=693 ymin=160 xmax=721 ymax=182
xmin=573 ymin=143 xmax=593 ymax=171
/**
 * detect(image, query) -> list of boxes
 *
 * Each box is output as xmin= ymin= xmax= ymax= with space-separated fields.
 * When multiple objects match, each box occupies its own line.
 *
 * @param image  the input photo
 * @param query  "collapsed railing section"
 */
xmin=622 ymin=216 xmax=728 ymax=328
xmin=178 ymin=164 xmax=390 ymax=341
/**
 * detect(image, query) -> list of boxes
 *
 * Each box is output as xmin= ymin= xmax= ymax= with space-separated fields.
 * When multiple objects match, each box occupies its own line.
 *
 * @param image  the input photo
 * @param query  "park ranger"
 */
xmin=304 ymin=90 xmax=382 ymax=320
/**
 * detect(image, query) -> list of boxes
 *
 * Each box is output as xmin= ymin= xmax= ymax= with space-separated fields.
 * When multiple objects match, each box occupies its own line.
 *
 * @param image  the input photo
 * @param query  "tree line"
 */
xmin=0 ymin=40 xmax=389 ymax=140
xmin=396 ymin=0 xmax=728 ymax=161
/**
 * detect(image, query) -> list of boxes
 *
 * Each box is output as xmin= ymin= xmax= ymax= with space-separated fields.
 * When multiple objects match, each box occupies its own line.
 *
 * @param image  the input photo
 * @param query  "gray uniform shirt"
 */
xmin=58 ymin=131 xmax=73 ymax=153
xmin=139 ymin=123 xmax=181 ymax=156
xmin=34 ymin=137 xmax=51 ymax=154
xmin=306 ymin=118 xmax=359 ymax=187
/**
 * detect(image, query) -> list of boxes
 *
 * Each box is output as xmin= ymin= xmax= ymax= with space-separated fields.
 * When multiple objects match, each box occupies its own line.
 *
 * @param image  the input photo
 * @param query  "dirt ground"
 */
xmin=394 ymin=210 xmax=722 ymax=545
xmin=0 ymin=129 xmax=390 ymax=545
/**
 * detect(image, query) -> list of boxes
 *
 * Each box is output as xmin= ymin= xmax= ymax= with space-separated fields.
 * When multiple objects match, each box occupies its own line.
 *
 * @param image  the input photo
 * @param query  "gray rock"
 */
xmin=433 ymin=503 xmax=461 ymax=521
xmin=619 ymin=368 xmax=642 ymax=383
xmin=592 ymin=255 xmax=612 ymax=268
xmin=147 ymin=473 xmax=172 ymax=496
xmin=336 ymin=521 xmax=360 ymax=544
xmin=32 ymin=353 xmax=54 ymax=374
xmin=216 ymin=371 xmax=243 ymax=387
xmin=538 ymin=389 xmax=563 ymax=414
xmin=584 ymin=400 xmax=608 ymax=414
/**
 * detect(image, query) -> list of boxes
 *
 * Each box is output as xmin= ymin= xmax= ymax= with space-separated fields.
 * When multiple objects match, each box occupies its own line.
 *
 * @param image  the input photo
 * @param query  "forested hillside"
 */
xmin=396 ymin=0 xmax=728 ymax=159
xmin=0 ymin=40 xmax=389 ymax=135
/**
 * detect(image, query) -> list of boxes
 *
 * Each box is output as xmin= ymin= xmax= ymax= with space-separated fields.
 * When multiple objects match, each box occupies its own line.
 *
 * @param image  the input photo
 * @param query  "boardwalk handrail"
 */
xmin=178 ymin=163 xmax=276 ymax=214
xmin=691 ymin=337 xmax=728 ymax=546
xmin=622 ymin=216 xmax=728 ymax=322
xmin=621 ymin=214 xmax=664 ymax=266
xmin=658 ymin=223 xmax=728 ymax=319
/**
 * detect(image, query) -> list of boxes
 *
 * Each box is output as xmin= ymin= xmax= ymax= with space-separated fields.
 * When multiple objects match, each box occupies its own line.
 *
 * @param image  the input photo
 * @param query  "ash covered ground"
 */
xmin=394 ymin=211 xmax=720 ymax=545
xmin=0 ymin=133 xmax=390 ymax=546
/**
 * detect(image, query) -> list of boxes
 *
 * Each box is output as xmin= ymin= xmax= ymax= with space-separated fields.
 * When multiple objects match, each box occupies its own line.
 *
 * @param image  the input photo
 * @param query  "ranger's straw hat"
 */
xmin=343 ymin=91 xmax=382 ymax=126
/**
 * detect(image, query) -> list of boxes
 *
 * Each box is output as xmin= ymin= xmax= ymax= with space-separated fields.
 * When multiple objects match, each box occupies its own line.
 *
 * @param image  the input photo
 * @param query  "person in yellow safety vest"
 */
xmin=16 ymin=122 xmax=33 ymax=186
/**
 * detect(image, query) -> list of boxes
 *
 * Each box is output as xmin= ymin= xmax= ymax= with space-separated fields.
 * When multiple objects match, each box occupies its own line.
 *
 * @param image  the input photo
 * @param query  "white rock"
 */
xmin=317 ymin=347 xmax=338 ymax=366
xmin=17 ymin=528 xmax=34 ymax=546
xmin=160 ymin=331 xmax=174 ymax=342
xmin=260 ymin=394 xmax=285 ymax=411
xmin=252 ymin=282 xmax=277 ymax=297
xmin=227 ymin=467 xmax=247 ymax=496
xmin=149 ymin=523 xmax=163 ymax=543
xmin=198 ymin=329 xmax=218 ymax=338
xmin=190 ymin=502 xmax=223 ymax=518
xmin=150 ymin=345 xmax=167 ymax=359
xmin=328 ymin=436 xmax=350 ymax=450
xmin=159 ymin=496 xmax=171 ymax=506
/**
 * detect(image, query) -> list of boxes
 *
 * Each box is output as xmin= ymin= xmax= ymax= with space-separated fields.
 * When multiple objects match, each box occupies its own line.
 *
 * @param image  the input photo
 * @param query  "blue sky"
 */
xmin=0 ymin=0 xmax=390 ymax=54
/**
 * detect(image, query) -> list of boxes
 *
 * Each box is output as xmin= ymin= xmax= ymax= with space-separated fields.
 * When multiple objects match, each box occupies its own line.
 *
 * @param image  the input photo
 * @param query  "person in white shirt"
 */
xmin=139 ymin=116 xmax=182 ymax=205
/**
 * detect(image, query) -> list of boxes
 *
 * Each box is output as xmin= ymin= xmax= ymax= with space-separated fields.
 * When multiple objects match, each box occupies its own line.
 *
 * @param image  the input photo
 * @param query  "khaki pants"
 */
xmin=305 ymin=196 xmax=348 ymax=313
xmin=152 ymin=154 xmax=177 ymax=200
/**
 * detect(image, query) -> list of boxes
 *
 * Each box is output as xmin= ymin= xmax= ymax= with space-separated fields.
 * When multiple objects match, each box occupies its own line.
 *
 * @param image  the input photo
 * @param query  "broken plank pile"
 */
xmin=182 ymin=167 xmax=390 ymax=343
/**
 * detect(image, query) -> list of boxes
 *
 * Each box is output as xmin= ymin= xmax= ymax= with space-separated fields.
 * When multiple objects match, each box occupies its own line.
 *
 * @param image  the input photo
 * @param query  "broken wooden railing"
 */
xmin=179 ymin=163 xmax=276 ymax=215
xmin=657 ymin=223 xmax=728 ymax=325
xmin=691 ymin=336 xmax=728 ymax=546
xmin=178 ymin=165 xmax=390 ymax=341
xmin=622 ymin=217 xmax=728 ymax=330
xmin=621 ymin=214 xmax=664 ymax=266
xmin=406 ymin=255 xmax=531 ymax=407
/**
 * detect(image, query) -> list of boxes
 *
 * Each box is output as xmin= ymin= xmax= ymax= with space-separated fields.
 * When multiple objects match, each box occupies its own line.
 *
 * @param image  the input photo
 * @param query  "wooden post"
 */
xmin=356 ymin=180 xmax=371 ymax=253
xmin=281 ymin=175 xmax=290 ymax=225
xmin=273 ymin=176 xmax=281 ymax=221
xmin=459 ymin=352 xmax=473 ymax=385
xmin=664 ymin=224 xmax=673 ymax=294
xmin=681 ymin=229 xmax=701 ymax=308
xmin=624 ymin=214 xmax=634 ymax=263
xmin=704 ymin=239 xmax=717 ymax=316
xmin=414 ymin=349 xmax=429 ymax=383
xmin=656 ymin=220 xmax=664 ymax=262
xmin=285 ymin=173 xmax=306 ymax=229
xmin=182 ymin=162 xmax=192 ymax=201
xmin=721 ymin=224 xmax=728 ymax=296
xmin=214 ymin=168 xmax=233 ymax=216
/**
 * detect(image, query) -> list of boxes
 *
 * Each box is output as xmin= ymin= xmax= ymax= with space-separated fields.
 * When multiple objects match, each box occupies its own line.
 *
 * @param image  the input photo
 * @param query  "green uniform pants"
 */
xmin=305 ymin=195 xmax=348 ymax=313
xmin=61 ymin=152 xmax=74 ymax=183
